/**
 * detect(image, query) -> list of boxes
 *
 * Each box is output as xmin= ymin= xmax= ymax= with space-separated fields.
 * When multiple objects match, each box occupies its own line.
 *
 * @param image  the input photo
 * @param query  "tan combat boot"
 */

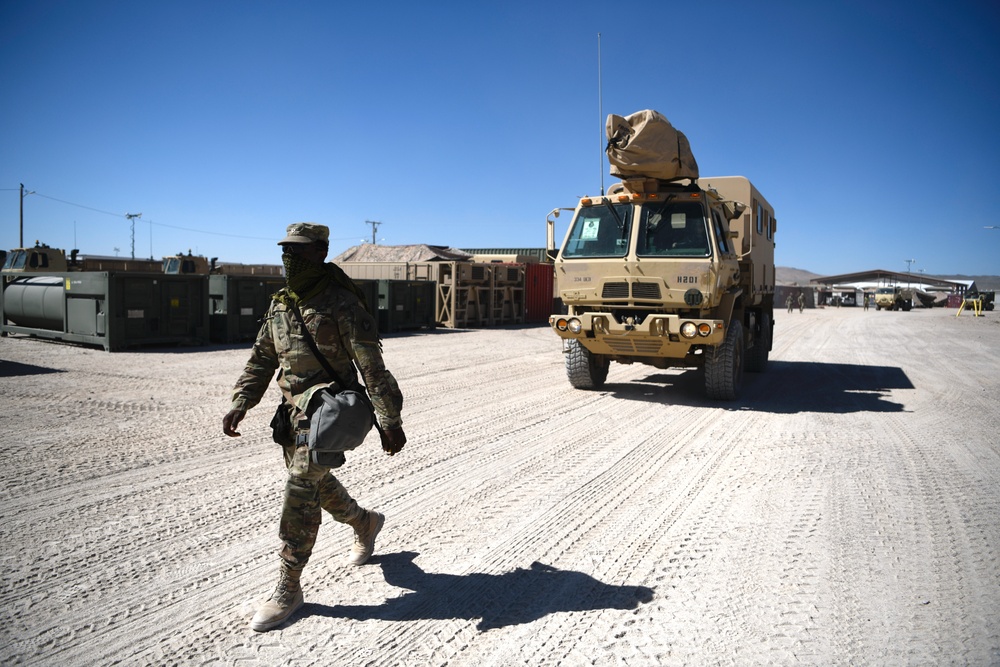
xmin=250 ymin=566 xmax=304 ymax=632
xmin=347 ymin=510 xmax=384 ymax=566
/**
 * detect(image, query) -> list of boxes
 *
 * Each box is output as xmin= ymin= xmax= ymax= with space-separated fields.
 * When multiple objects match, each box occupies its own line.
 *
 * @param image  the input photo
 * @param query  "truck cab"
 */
xmin=162 ymin=251 xmax=216 ymax=275
xmin=1 ymin=243 xmax=69 ymax=274
xmin=546 ymin=176 xmax=775 ymax=400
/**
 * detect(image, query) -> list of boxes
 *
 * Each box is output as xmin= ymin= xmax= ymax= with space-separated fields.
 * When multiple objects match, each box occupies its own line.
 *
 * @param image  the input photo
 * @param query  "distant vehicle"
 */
xmin=963 ymin=290 xmax=995 ymax=312
xmin=874 ymin=286 xmax=913 ymax=311
xmin=1 ymin=242 xmax=69 ymax=273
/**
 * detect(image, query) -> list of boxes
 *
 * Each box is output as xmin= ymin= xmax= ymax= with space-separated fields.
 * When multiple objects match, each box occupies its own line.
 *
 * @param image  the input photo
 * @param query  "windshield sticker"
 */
xmin=580 ymin=218 xmax=601 ymax=240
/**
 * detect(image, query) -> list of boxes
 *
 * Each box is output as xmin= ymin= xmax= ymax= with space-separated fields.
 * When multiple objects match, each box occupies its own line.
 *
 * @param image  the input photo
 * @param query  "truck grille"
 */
xmin=602 ymin=282 xmax=629 ymax=298
xmin=601 ymin=282 xmax=661 ymax=300
xmin=631 ymin=282 xmax=661 ymax=300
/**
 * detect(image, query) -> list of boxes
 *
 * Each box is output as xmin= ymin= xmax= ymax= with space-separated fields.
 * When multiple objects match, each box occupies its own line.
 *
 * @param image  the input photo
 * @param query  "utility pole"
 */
xmin=19 ymin=183 xmax=35 ymax=247
xmin=126 ymin=213 xmax=142 ymax=258
xmin=904 ymin=258 xmax=916 ymax=287
xmin=365 ymin=220 xmax=382 ymax=245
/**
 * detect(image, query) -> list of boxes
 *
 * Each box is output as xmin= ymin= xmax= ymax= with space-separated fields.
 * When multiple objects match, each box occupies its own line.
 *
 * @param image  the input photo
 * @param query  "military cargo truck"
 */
xmin=1 ymin=242 xmax=70 ymax=273
xmin=874 ymin=286 xmax=913 ymax=311
xmin=545 ymin=111 xmax=776 ymax=400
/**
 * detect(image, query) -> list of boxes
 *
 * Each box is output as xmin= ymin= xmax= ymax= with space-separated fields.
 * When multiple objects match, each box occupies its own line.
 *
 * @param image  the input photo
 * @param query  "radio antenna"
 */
xmin=598 ymin=32 xmax=605 ymax=196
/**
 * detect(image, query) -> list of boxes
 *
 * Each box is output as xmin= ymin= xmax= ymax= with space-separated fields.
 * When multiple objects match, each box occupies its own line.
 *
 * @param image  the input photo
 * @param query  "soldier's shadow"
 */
xmin=304 ymin=551 xmax=654 ymax=631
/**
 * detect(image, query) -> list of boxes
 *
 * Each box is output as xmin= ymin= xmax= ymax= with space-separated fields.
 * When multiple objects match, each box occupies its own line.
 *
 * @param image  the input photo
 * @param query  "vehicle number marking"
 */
xmin=677 ymin=276 xmax=698 ymax=284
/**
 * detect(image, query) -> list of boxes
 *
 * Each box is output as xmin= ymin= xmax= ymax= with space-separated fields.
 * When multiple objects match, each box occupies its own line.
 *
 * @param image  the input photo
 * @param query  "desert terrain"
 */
xmin=0 ymin=305 xmax=998 ymax=666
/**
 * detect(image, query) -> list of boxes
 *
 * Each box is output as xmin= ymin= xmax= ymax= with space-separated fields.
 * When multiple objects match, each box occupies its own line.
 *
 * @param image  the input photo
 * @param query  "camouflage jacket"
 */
xmin=230 ymin=284 xmax=403 ymax=430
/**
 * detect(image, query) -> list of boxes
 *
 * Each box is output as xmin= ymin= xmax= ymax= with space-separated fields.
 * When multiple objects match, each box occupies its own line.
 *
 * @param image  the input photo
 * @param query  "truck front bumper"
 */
xmin=549 ymin=312 xmax=726 ymax=358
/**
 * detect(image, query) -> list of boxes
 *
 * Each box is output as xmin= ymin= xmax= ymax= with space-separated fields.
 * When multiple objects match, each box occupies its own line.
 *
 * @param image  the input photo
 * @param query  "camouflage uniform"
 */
xmin=231 ymin=276 xmax=403 ymax=571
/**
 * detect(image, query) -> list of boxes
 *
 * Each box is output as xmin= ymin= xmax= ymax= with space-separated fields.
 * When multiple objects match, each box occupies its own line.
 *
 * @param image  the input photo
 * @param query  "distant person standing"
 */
xmin=223 ymin=222 xmax=406 ymax=632
xmin=798 ymin=293 xmax=805 ymax=313
xmin=864 ymin=294 xmax=870 ymax=311
xmin=786 ymin=294 xmax=794 ymax=313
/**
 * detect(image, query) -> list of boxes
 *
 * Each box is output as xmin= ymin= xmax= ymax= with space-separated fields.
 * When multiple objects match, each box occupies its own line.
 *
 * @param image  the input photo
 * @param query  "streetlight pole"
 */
xmin=126 ymin=213 xmax=142 ymax=259
xmin=904 ymin=258 xmax=916 ymax=287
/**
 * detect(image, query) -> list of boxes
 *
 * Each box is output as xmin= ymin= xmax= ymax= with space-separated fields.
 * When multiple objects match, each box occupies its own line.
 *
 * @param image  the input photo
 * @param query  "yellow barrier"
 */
xmin=956 ymin=297 xmax=984 ymax=317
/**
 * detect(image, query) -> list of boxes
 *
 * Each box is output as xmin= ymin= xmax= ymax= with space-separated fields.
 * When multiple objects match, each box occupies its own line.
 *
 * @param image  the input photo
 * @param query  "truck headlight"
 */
xmin=568 ymin=318 xmax=582 ymax=334
xmin=680 ymin=322 xmax=697 ymax=339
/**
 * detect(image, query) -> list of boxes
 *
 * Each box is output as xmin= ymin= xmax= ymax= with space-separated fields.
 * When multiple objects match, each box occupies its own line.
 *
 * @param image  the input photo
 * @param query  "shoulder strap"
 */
xmin=289 ymin=301 xmax=385 ymax=437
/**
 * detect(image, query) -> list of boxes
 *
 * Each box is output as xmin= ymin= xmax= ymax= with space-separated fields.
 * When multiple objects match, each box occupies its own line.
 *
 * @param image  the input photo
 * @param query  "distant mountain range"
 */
xmin=777 ymin=267 xmax=1000 ymax=291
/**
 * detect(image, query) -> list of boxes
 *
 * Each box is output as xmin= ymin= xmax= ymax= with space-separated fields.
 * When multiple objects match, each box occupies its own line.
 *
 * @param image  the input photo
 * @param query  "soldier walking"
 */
xmin=798 ymin=292 xmax=805 ymax=313
xmin=223 ymin=223 xmax=406 ymax=632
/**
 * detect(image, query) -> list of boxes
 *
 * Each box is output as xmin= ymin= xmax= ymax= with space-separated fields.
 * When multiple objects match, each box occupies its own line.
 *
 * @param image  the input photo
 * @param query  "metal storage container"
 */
xmin=377 ymin=280 xmax=437 ymax=333
xmin=1 ymin=271 xmax=209 ymax=351
xmin=208 ymin=275 xmax=285 ymax=343
xmin=524 ymin=263 xmax=555 ymax=322
xmin=353 ymin=279 xmax=379 ymax=318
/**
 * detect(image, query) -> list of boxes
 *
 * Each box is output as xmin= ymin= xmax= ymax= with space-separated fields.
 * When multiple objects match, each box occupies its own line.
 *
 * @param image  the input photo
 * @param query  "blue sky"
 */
xmin=2 ymin=1 xmax=998 ymax=276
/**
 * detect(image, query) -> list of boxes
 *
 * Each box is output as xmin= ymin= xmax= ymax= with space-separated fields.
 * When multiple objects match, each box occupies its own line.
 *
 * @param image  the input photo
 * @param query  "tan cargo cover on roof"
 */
xmin=606 ymin=110 xmax=699 ymax=181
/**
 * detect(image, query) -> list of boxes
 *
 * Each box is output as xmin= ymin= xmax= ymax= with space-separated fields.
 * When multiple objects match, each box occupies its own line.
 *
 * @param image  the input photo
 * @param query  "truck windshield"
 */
xmin=637 ymin=201 xmax=710 ymax=257
xmin=562 ymin=203 xmax=632 ymax=258
xmin=3 ymin=251 xmax=26 ymax=270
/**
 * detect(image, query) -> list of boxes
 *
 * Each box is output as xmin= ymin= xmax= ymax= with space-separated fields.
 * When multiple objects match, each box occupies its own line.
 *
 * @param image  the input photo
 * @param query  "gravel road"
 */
xmin=1 ymin=306 xmax=998 ymax=666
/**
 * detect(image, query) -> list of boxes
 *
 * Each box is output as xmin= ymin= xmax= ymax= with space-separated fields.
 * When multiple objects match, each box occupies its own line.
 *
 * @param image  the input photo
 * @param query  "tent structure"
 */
xmin=333 ymin=244 xmax=472 ymax=264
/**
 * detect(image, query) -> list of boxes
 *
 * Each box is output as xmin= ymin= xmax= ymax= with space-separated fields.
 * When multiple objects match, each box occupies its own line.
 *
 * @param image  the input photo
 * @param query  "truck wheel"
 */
xmin=705 ymin=320 xmax=744 ymax=400
xmin=745 ymin=312 xmax=771 ymax=373
xmin=566 ymin=339 xmax=609 ymax=389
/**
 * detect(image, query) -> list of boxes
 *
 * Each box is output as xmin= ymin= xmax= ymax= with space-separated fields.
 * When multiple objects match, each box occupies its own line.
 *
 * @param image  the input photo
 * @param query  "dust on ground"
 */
xmin=1 ymin=306 xmax=998 ymax=665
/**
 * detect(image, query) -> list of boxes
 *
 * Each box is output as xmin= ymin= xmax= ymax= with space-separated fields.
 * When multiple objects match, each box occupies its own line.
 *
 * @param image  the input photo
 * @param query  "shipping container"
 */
xmin=208 ymin=275 xmax=285 ymax=343
xmin=376 ymin=280 xmax=437 ymax=332
xmin=1 ymin=271 xmax=208 ymax=351
xmin=524 ymin=263 xmax=555 ymax=322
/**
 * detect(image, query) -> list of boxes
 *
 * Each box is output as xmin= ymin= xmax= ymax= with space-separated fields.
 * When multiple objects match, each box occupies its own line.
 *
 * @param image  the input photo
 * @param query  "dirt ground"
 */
xmin=0 ymin=305 xmax=998 ymax=666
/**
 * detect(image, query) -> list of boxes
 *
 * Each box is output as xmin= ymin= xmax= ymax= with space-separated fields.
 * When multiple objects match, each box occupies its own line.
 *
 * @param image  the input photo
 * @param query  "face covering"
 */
xmin=282 ymin=250 xmax=328 ymax=302
xmin=283 ymin=251 xmax=317 ymax=283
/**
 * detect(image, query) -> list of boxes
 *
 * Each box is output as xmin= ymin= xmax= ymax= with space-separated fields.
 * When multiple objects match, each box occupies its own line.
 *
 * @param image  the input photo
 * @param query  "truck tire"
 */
xmin=745 ymin=312 xmax=771 ymax=373
xmin=566 ymin=339 xmax=609 ymax=390
xmin=705 ymin=320 xmax=744 ymax=400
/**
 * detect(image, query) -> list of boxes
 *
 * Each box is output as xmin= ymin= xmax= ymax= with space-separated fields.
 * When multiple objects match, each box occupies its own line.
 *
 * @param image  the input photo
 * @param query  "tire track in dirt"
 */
xmin=2 ymin=313 xmax=999 ymax=666
xmin=354 ymin=402 xmax=731 ymax=665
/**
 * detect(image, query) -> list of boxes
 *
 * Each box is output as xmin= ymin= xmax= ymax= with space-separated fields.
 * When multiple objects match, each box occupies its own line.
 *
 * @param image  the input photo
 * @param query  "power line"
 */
xmin=7 ymin=187 xmax=360 ymax=243
xmin=33 ymin=192 xmax=124 ymax=218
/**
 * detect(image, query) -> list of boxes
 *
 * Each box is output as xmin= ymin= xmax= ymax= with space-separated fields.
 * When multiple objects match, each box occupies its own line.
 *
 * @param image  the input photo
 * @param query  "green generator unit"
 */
xmin=1 ymin=271 xmax=208 ymax=351
xmin=209 ymin=275 xmax=285 ymax=343
xmin=352 ymin=279 xmax=379 ymax=319
xmin=377 ymin=280 xmax=436 ymax=333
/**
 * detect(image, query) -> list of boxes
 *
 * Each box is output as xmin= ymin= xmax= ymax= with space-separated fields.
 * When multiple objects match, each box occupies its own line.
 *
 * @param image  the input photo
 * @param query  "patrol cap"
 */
xmin=278 ymin=222 xmax=330 ymax=246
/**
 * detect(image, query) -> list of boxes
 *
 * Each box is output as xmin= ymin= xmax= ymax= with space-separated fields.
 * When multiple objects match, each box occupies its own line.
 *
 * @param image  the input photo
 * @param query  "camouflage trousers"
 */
xmin=278 ymin=442 xmax=366 ymax=571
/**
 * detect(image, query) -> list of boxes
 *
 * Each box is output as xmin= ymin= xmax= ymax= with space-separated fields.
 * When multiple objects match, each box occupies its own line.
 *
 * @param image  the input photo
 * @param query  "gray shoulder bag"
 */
xmin=289 ymin=303 xmax=383 ymax=460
